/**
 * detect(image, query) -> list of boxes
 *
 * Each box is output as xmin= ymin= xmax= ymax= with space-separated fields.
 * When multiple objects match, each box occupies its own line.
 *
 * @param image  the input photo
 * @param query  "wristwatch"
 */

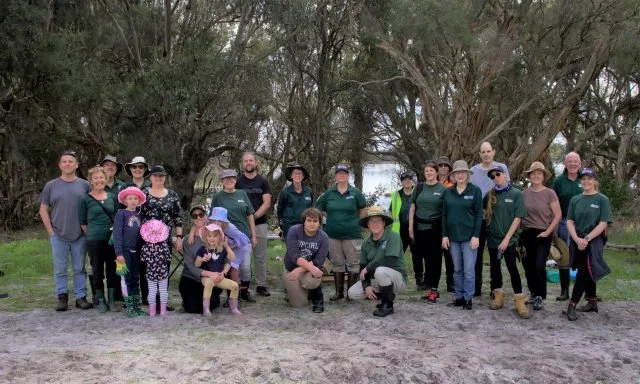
xmin=584 ymin=235 xmax=590 ymax=241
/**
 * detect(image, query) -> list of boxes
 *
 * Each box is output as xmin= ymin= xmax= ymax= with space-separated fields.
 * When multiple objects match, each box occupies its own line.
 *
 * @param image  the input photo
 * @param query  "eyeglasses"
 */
xmin=131 ymin=164 xmax=146 ymax=170
xmin=191 ymin=212 xmax=205 ymax=219
xmin=489 ymin=172 xmax=502 ymax=180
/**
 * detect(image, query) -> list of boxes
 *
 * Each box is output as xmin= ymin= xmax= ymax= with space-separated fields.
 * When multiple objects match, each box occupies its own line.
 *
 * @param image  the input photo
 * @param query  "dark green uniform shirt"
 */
xmin=78 ymin=192 xmax=118 ymax=241
xmin=442 ymin=183 xmax=483 ymax=242
xmin=316 ymin=184 xmax=367 ymax=240
xmin=277 ymin=184 xmax=313 ymax=237
xmin=567 ymin=193 xmax=613 ymax=235
xmin=410 ymin=183 xmax=446 ymax=230
xmin=553 ymin=171 xmax=583 ymax=218
xmin=105 ymin=179 xmax=126 ymax=196
xmin=485 ymin=186 xmax=526 ymax=248
xmin=359 ymin=229 xmax=408 ymax=283
xmin=210 ymin=190 xmax=255 ymax=238
xmin=124 ymin=179 xmax=151 ymax=189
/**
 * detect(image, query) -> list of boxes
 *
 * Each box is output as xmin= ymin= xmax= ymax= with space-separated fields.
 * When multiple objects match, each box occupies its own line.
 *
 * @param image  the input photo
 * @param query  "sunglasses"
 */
xmin=191 ymin=212 xmax=206 ymax=219
xmin=489 ymin=172 xmax=502 ymax=180
xmin=131 ymin=164 xmax=146 ymax=170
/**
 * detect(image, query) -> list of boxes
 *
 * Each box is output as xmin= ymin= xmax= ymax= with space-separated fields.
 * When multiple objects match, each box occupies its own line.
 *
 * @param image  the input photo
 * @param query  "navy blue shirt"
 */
xmin=284 ymin=224 xmax=329 ymax=272
xmin=196 ymin=246 xmax=229 ymax=273
xmin=112 ymin=209 xmax=141 ymax=256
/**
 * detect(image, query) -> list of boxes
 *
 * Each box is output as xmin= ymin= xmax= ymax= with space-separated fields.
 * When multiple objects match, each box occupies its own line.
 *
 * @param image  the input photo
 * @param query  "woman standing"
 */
xmin=78 ymin=166 xmax=119 ymax=313
xmin=408 ymin=160 xmax=445 ymax=302
xmin=124 ymin=156 xmax=151 ymax=189
xmin=210 ymin=169 xmax=257 ymax=302
xmin=521 ymin=162 xmax=561 ymax=311
xmin=441 ymin=160 xmax=483 ymax=310
xmin=484 ymin=166 xmax=529 ymax=319
xmin=277 ymin=164 xmax=313 ymax=239
xmin=139 ymin=165 xmax=183 ymax=311
xmin=316 ymin=164 xmax=367 ymax=301
xmin=566 ymin=168 xmax=612 ymax=321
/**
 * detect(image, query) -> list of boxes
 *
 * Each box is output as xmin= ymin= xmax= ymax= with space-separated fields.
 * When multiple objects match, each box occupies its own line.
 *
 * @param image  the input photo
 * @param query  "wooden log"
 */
xmin=605 ymin=243 xmax=640 ymax=252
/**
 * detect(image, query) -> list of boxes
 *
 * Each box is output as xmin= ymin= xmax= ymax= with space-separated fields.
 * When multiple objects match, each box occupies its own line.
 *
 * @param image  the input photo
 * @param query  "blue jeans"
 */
xmin=558 ymin=218 xmax=571 ymax=246
xmin=50 ymin=233 xmax=87 ymax=298
xmin=450 ymin=241 xmax=478 ymax=300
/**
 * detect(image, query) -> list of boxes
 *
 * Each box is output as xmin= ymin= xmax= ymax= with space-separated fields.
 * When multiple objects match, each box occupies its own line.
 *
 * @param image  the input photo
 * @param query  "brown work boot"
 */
xmin=75 ymin=296 xmax=93 ymax=310
xmin=56 ymin=293 xmax=68 ymax=311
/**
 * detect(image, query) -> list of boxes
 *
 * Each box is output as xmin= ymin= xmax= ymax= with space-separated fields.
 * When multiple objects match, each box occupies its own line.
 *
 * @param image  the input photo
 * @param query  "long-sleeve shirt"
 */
xmin=359 ymin=229 xmax=408 ymax=284
xmin=442 ymin=183 xmax=483 ymax=242
xmin=277 ymin=184 xmax=313 ymax=237
xmin=112 ymin=209 xmax=141 ymax=255
xmin=284 ymin=224 xmax=329 ymax=272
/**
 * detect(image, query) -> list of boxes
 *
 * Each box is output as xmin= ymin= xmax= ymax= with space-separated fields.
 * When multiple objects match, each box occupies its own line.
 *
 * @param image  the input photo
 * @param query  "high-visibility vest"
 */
xmin=390 ymin=188 xmax=413 ymax=233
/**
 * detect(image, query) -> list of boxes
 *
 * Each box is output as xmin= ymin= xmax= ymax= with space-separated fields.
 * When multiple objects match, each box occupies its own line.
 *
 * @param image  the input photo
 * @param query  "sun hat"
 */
xmin=400 ymin=171 xmax=414 ymax=180
xmin=220 ymin=169 xmax=238 ymax=180
xmin=335 ymin=164 xmax=350 ymax=174
xmin=523 ymin=161 xmax=552 ymax=179
xmin=579 ymin=168 xmax=598 ymax=180
xmin=450 ymin=160 xmax=473 ymax=175
xmin=359 ymin=206 xmax=394 ymax=228
xmin=199 ymin=223 xmax=226 ymax=243
xmin=140 ymin=219 xmax=170 ymax=244
xmin=189 ymin=204 xmax=207 ymax=216
xmin=436 ymin=156 xmax=452 ymax=170
xmin=148 ymin=165 xmax=168 ymax=176
xmin=117 ymin=186 xmax=147 ymax=206
xmin=124 ymin=156 xmax=150 ymax=177
xmin=487 ymin=164 xmax=506 ymax=178
xmin=208 ymin=207 xmax=230 ymax=223
xmin=285 ymin=163 xmax=310 ymax=181
xmin=99 ymin=155 xmax=123 ymax=176
xmin=552 ymin=237 xmax=570 ymax=267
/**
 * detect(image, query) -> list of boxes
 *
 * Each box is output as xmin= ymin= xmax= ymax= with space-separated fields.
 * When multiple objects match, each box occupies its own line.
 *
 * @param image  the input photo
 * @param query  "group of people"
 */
xmin=39 ymin=144 xmax=612 ymax=321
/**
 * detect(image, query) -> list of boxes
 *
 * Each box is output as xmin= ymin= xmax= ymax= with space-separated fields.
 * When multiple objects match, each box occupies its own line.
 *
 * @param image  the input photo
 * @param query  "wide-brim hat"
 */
xmin=523 ymin=161 xmax=552 ymax=179
xmin=125 ymin=156 xmax=150 ymax=177
xmin=199 ymin=223 xmax=225 ymax=243
xmin=117 ymin=186 xmax=147 ymax=206
xmin=148 ymin=165 xmax=168 ymax=176
xmin=285 ymin=163 xmax=310 ymax=181
xmin=552 ymin=237 xmax=570 ymax=265
xmin=436 ymin=156 xmax=452 ymax=170
xmin=99 ymin=155 xmax=123 ymax=176
xmin=220 ymin=169 xmax=238 ymax=180
xmin=450 ymin=160 xmax=473 ymax=175
xmin=209 ymin=207 xmax=230 ymax=223
xmin=359 ymin=206 xmax=394 ymax=228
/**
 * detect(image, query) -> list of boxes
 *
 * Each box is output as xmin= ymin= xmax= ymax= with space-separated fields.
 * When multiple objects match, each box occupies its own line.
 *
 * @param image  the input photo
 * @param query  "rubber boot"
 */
xmin=346 ymin=273 xmax=359 ymax=301
xmin=149 ymin=303 xmax=157 ymax=317
xmin=373 ymin=284 xmax=395 ymax=317
xmin=240 ymin=281 xmax=256 ymax=302
xmin=124 ymin=297 xmax=137 ymax=318
xmin=567 ymin=301 xmax=577 ymax=321
xmin=309 ymin=287 xmax=324 ymax=313
xmin=576 ymin=297 xmax=598 ymax=313
xmin=109 ymin=288 xmax=123 ymax=312
xmin=88 ymin=274 xmax=98 ymax=306
xmin=160 ymin=303 xmax=168 ymax=317
xmin=556 ymin=269 xmax=570 ymax=301
xmin=330 ymin=272 xmax=345 ymax=301
xmin=514 ymin=293 xmax=530 ymax=319
xmin=96 ymin=289 xmax=109 ymax=313
xmin=132 ymin=295 xmax=146 ymax=316
xmin=229 ymin=298 xmax=242 ymax=315
xmin=202 ymin=298 xmax=212 ymax=316
xmin=490 ymin=288 xmax=505 ymax=310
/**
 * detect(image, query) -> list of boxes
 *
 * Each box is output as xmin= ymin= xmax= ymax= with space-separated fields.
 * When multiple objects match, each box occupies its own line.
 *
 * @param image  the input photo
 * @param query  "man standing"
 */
xmin=470 ymin=142 xmax=510 ymax=297
xmin=39 ymin=150 xmax=93 ymax=311
xmin=100 ymin=155 xmax=126 ymax=196
xmin=236 ymin=152 xmax=272 ymax=297
xmin=552 ymin=152 xmax=583 ymax=301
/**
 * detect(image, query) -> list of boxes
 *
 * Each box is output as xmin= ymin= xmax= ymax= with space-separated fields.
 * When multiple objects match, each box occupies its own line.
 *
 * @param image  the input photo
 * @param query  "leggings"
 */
xmin=521 ymin=229 xmax=552 ymax=299
xmin=147 ymin=279 xmax=168 ymax=305
xmin=570 ymin=241 xmax=597 ymax=303
xmin=489 ymin=245 xmax=522 ymax=294
xmin=202 ymin=277 xmax=239 ymax=299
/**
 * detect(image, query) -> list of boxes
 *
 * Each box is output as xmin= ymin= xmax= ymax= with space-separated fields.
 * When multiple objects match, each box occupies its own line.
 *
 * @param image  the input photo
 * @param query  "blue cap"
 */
xmin=487 ymin=165 xmax=506 ymax=177
xmin=209 ymin=207 xmax=230 ymax=223
xmin=579 ymin=168 xmax=598 ymax=180
xmin=400 ymin=171 xmax=414 ymax=180
xmin=335 ymin=164 xmax=350 ymax=174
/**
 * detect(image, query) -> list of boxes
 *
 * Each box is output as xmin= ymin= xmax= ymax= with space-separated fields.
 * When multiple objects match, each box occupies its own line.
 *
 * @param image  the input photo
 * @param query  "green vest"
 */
xmin=390 ymin=188 xmax=413 ymax=233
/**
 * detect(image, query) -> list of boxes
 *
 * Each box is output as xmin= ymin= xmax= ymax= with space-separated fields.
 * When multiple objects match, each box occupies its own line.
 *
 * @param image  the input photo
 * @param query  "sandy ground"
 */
xmin=1 ymin=289 xmax=639 ymax=384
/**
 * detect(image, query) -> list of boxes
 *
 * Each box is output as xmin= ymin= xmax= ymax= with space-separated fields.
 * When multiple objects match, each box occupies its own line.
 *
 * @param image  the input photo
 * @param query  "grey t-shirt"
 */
xmin=39 ymin=177 xmax=90 ymax=241
xmin=470 ymin=161 xmax=510 ymax=198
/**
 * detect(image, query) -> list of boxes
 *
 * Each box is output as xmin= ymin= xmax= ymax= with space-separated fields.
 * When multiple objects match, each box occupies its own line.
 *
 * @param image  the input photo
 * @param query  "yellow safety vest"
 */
xmin=390 ymin=188 xmax=413 ymax=233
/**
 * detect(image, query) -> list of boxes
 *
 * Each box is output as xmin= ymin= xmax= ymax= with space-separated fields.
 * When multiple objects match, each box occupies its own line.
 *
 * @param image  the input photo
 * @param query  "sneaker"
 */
xmin=427 ymin=290 xmax=439 ymax=304
xmin=256 ymin=286 xmax=271 ymax=297
xmin=533 ymin=296 xmax=544 ymax=311
xmin=75 ymin=296 xmax=93 ymax=310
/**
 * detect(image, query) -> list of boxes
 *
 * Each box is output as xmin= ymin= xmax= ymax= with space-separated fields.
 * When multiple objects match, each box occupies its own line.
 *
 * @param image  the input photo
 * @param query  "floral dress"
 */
xmin=139 ymin=188 xmax=183 ymax=280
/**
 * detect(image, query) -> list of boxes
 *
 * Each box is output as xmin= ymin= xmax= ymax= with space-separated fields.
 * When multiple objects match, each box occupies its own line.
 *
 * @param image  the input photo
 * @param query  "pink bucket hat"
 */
xmin=199 ymin=223 xmax=226 ymax=243
xmin=117 ymin=187 xmax=147 ymax=206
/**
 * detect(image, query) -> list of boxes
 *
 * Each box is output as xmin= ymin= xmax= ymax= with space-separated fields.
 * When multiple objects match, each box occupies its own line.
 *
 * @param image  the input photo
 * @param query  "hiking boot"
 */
xmin=447 ymin=298 xmax=465 ymax=307
xmin=463 ymin=299 xmax=473 ymax=310
xmin=514 ymin=293 xmax=530 ymax=319
xmin=490 ymin=289 xmax=505 ymax=310
xmin=75 ymin=296 xmax=93 ymax=309
xmin=567 ymin=302 xmax=577 ymax=321
xmin=256 ymin=286 xmax=271 ymax=297
xmin=577 ymin=298 xmax=598 ymax=313
xmin=56 ymin=293 xmax=68 ymax=312
xmin=533 ymin=296 xmax=544 ymax=311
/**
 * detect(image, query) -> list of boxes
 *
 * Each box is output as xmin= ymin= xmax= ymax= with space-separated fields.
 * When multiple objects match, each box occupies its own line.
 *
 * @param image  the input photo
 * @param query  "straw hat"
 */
xmin=359 ymin=206 xmax=394 ymax=228
xmin=523 ymin=161 xmax=552 ymax=179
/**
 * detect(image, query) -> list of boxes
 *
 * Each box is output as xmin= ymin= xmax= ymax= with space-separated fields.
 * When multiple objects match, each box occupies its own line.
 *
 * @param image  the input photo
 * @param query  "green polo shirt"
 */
xmin=410 ymin=183 xmax=446 ymax=230
xmin=442 ymin=183 xmax=483 ymax=242
xmin=359 ymin=229 xmax=407 ymax=282
xmin=485 ymin=186 xmax=526 ymax=248
xmin=78 ymin=192 xmax=118 ymax=241
xmin=124 ymin=179 xmax=151 ymax=189
xmin=553 ymin=171 xmax=583 ymax=218
xmin=277 ymin=184 xmax=314 ymax=235
xmin=105 ymin=179 xmax=126 ymax=196
xmin=567 ymin=193 xmax=613 ymax=235
xmin=316 ymin=184 xmax=367 ymax=240
xmin=210 ymin=190 xmax=255 ymax=238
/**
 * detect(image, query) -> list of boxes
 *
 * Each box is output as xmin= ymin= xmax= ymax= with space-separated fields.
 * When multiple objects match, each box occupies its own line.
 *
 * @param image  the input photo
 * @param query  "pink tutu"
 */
xmin=140 ymin=219 xmax=170 ymax=244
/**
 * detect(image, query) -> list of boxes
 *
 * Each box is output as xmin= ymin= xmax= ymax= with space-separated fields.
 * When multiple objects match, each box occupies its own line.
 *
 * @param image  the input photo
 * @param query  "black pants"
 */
xmin=521 ymin=229 xmax=552 ymax=299
xmin=570 ymin=241 xmax=597 ymax=303
xmin=179 ymin=275 xmax=221 ymax=313
xmin=399 ymin=223 xmax=414 ymax=253
xmin=474 ymin=222 xmax=487 ymax=294
xmin=443 ymin=249 xmax=454 ymax=287
xmin=414 ymin=224 xmax=443 ymax=289
xmin=489 ymin=245 xmax=522 ymax=294
xmin=87 ymin=240 xmax=119 ymax=293
xmin=122 ymin=249 xmax=140 ymax=297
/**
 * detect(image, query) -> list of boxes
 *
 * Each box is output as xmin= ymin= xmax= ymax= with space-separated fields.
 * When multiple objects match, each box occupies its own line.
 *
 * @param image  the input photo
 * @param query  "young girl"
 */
xmin=196 ymin=223 xmax=241 ymax=316
xmin=113 ymin=187 xmax=147 ymax=318
xmin=140 ymin=219 xmax=172 ymax=317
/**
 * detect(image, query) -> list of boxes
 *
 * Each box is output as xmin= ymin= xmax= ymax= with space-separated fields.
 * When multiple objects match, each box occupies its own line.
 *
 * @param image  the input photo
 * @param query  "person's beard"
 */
xmin=244 ymin=166 xmax=255 ymax=173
